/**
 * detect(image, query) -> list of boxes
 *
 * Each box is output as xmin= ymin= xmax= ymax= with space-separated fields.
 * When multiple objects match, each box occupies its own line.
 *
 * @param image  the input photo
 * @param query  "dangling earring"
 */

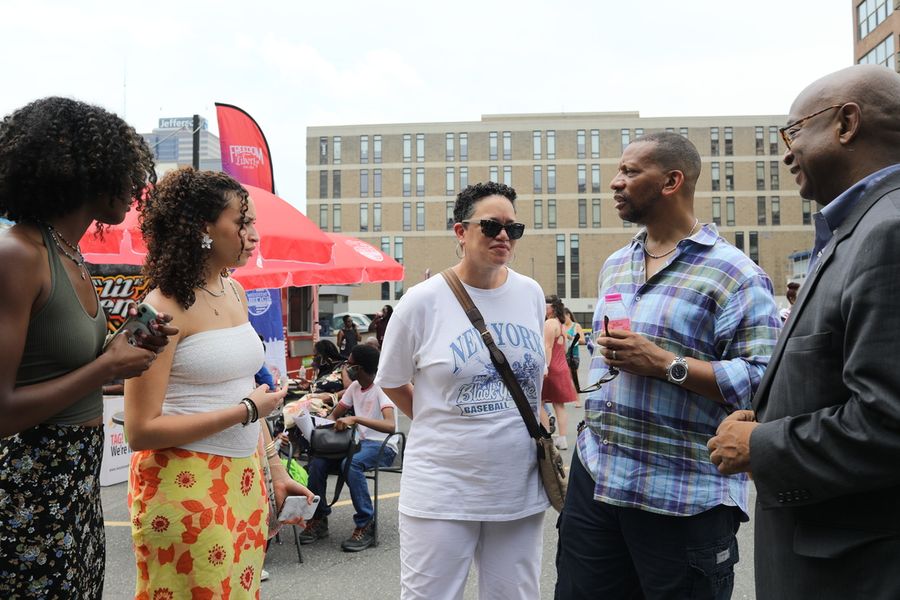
xmin=201 ymin=233 xmax=213 ymax=249
xmin=221 ymin=268 xmax=231 ymax=278
xmin=455 ymin=242 xmax=465 ymax=259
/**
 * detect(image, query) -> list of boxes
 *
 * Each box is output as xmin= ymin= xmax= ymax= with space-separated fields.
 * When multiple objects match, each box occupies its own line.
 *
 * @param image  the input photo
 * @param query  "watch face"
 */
xmin=671 ymin=363 xmax=688 ymax=380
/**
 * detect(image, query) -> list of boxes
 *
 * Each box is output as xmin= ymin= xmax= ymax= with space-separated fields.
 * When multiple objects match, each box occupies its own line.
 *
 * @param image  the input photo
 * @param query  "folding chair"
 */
xmin=364 ymin=431 xmax=406 ymax=547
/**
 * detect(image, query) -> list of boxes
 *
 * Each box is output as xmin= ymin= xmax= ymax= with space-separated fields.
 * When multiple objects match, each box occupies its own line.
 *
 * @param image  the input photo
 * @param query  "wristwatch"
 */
xmin=666 ymin=356 xmax=689 ymax=385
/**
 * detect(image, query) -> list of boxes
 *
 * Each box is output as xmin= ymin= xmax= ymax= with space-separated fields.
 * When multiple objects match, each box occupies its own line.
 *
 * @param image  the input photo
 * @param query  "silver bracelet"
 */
xmin=240 ymin=398 xmax=254 ymax=426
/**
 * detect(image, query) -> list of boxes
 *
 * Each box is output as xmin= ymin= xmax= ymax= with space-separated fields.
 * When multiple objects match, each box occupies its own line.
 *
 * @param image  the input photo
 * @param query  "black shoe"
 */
xmin=297 ymin=517 xmax=329 ymax=545
xmin=340 ymin=522 xmax=375 ymax=552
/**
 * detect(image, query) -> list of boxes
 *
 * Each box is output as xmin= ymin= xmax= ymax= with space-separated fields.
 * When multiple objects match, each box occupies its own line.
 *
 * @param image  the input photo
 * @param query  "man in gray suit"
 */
xmin=707 ymin=64 xmax=900 ymax=599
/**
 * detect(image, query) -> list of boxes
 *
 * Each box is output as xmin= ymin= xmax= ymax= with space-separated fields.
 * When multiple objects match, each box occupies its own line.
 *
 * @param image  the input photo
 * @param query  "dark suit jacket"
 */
xmin=749 ymin=169 xmax=900 ymax=599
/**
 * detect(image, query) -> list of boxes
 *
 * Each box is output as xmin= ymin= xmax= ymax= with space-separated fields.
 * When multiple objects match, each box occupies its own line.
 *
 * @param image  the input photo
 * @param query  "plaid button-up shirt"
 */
xmin=576 ymin=223 xmax=781 ymax=517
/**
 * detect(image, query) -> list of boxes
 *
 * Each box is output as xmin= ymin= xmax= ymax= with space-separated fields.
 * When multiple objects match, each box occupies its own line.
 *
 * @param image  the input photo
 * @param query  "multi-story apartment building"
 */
xmin=307 ymin=113 xmax=813 ymax=319
xmin=853 ymin=0 xmax=899 ymax=69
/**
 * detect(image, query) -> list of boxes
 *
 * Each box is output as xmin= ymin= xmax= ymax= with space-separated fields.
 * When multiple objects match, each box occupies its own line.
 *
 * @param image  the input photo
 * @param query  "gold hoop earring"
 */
xmin=455 ymin=242 xmax=465 ymax=259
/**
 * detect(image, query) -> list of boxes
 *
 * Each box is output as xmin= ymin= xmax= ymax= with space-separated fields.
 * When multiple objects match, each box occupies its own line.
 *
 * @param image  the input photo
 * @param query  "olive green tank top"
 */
xmin=16 ymin=227 xmax=108 ymax=424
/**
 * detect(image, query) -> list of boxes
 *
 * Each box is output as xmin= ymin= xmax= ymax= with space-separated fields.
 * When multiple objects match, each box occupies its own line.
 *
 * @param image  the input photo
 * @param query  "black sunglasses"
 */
xmin=461 ymin=219 xmax=526 ymax=240
xmin=569 ymin=315 xmax=620 ymax=393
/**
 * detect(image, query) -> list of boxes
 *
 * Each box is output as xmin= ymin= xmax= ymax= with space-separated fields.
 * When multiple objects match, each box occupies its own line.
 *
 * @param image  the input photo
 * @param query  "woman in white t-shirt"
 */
xmin=376 ymin=182 xmax=549 ymax=600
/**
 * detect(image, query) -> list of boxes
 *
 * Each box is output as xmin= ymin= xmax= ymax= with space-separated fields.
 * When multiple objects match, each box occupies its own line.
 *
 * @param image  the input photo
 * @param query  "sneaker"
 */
xmin=296 ymin=517 xmax=329 ymax=545
xmin=554 ymin=435 xmax=568 ymax=450
xmin=260 ymin=569 xmax=270 ymax=582
xmin=340 ymin=522 xmax=375 ymax=552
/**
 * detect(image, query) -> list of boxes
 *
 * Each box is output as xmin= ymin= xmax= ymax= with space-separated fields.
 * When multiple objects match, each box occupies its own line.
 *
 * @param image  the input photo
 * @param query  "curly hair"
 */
xmin=0 ymin=97 xmax=155 ymax=225
xmin=545 ymin=294 xmax=565 ymax=323
xmin=453 ymin=181 xmax=516 ymax=224
xmin=141 ymin=167 xmax=249 ymax=309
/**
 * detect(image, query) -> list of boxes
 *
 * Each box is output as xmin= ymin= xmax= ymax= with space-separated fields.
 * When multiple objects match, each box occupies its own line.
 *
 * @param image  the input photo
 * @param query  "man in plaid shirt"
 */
xmin=555 ymin=132 xmax=781 ymax=600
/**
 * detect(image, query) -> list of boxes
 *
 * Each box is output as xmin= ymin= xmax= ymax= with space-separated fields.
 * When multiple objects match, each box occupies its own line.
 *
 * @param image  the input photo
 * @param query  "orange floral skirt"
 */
xmin=128 ymin=448 xmax=269 ymax=600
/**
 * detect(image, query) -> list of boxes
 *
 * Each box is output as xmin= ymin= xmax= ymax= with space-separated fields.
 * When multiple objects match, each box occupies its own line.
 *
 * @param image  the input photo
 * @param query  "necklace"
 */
xmin=643 ymin=218 xmax=700 ymax=260
xmin=46 ymin=225 xmax=89 ymax=280
xmin=198 ymin=276 xmax=226 ymax=297
xmin=198 ymin=276 xmax=241 ymax=316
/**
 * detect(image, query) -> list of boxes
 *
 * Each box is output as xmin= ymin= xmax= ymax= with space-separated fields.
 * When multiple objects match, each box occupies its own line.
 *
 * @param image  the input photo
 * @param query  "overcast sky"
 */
xmin=1 ymin=0 xmax=853 ymax=211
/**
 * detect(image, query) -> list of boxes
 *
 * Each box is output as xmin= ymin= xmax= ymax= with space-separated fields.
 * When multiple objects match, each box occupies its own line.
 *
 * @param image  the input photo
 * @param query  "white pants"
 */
xmin=399 ymin=512 xmax=544 ymax=600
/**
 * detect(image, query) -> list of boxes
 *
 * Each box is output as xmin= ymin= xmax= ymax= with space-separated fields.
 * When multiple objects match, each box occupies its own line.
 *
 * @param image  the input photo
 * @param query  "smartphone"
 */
xmin=277 ymin=495 xmax=320 ymax=523
xmin=103 ymin=302 xmax=159 ymax=350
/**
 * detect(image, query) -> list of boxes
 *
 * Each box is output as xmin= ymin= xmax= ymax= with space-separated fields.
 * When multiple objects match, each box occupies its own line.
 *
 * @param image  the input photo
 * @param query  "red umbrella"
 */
xmin=79 ymin=184 xmax=333 ymax=263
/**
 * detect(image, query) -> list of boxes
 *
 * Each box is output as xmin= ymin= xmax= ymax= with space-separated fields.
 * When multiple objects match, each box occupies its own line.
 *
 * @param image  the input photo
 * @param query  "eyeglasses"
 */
xmin=461 ymin=219 xmax=526 ymax=240
xmin=569 ymin=316 xmax=620 ymax=393
xmin=779 ymin=104 xmax=843 ymax=150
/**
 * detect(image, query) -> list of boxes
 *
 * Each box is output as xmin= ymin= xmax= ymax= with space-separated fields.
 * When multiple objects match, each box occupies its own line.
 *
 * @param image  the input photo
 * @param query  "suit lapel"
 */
xmin=753 ymin=171 xmax=900 ymax=415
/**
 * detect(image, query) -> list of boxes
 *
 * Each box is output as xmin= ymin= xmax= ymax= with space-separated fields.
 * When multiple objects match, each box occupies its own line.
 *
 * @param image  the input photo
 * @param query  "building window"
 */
xmin=635 ymin=128 xmax=644 ymax=138
xmin=772 ymin=196 xmax=781 ymax=226
xmin=726 ymin=196 xmax=735 ymax=226
xmin=459 ymin=133 xmax=468 ymax=161
xmin=319 ymin=137 xmax=328 ymax=164
xmin=402 ymin=168 xmax=411 ymax=197
xmin=712 ymin=197 xmax=721 ymax=225
xmin=577 ymin=165 xmax=586 ymax=193
xmin=359 ymin=202 xmax=369 ymax=232
xmin=288 ymin=286 xmax=313 ymax=334
xmin=547 ymin=165 xmax=556 ymax=193
xmin=858 ymin=34 xmax=896 ymax=69
xmin=756 ymin=161 xmax=766 ymax=190
xmin=548 ymin=199 xmax=557 ymax=229
xmin=711 ymin=162 xmax=720 ymax=191
xmin=446 ymin=167 xmax=455 ymax=195
xmin=556 ymin=234 xmax=566 ymax=298
xmin=592 ymin=199 xmax=601 ymax=228
xmin=570 ymin=234 xmax=580 ymax=298
xmin=769 ymin=126 xmax=779 ymax=155
xmin=332 ymin=170 xmax=341 ymax=198
xmin=403 ymin=134 xmax=411 ymax=162
xmin=503 ymin=131 xmax=512 ymax=160
xmin=416 ymin=133 xmax=425 ymax=162
xmin=757 ymin=196 xmax=767 ymax=225
xmin=666 ymin=127 xmax=674 ymax=133
xmin=360 ymin=170 xmax=369 ymax=197
xmin=489 ymin=131 xmax=498 ymax=161
xmin=532 ymin=130 xmax=541 ymax=160
xmin=373 ymin=135 xmax=382 ymax=163
xmin=373 ymin=169 xmax=382 ymax=198
xmin=534 ymin=199 xmax=543 ymax=229
xmin=402 ymin=202 xmax=411 ymax=231
xmin=503 ymin=165 xmax=512 ymax=187
xmin=374 ymin=202 xmax=382 ymax=232
xmin=332 ymin=204 xmax=341 ymax=232
xmin=710 ymin=127 xmax=720 ymax=156
xmin=725 ymin=162 xmax=734 ymax=191
xmin=724 ymin=127 xmax=734 ymax=155
xmin=547 ymin=130 xmax=556 ymax=159
xmin=578 ymin=199 xmax=587 ymax=228
xmin=459 ymin=166 xmax=468 ymax=189
xmin=416 ymin=201 xmax=425 ymax=230
xmin=446 ymin=201 xmax=454 ymax=230
xmin=446 ymin=133 xmax=455 ymax=161
xmin=319 ymin=170 xmax=327 ymax=198
xmin=533 ymin=166 xmax=542 ymax=193
xmin=858 ymin=0 xmax=894 ymax=40
xmin=576 ymin=129 xmax=586 ymax=159
xmin=621 ymin=129 xmax=630 ymax=150
xmin=591 ymin=165 xmax=601 ymax=193
xmin=381 ymin=237 xmax=391 ymax=300
xmin=802 ymin=199 xmax=811 ymax=225
xmin=416 ymin=168 xmax=425 ymax=196
xmin=749 ymin=231 xmax=759 ymax=264
xmin=680 ymin=127 xmax=689 ymax=138
xmin=755 ymin=127 xmax=764 ymax=155
xmin=360 ymin=135 xmax=369 ymax=163
xmin=591 ymin=129 xmax=600 ymax=159
xmin=333 ymin=136 xmax=342 ymax=164
xmin=319 ymin=204 xmax=328 ymax=230
xmin=393 ymin=237 xmax=404 ymax=299
xmin=770 ymin=161 xmax=780 ymax=190
xmin=735 ymin=231 xmax=744 ymax=252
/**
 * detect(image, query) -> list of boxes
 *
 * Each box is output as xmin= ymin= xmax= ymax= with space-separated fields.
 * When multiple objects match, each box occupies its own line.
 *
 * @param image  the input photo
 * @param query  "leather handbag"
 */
xmin=441 ymin=269 xmax=568 ymax=512
xmin=309 ymin=423 xmax=361 ymax=507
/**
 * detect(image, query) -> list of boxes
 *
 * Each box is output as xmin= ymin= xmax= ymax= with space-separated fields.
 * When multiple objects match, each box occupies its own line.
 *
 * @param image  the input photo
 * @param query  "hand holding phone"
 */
xmin=104 ymin=302 xmax=159 ymax=350
xmin=277 ymin=495 xmax=320 ymax=523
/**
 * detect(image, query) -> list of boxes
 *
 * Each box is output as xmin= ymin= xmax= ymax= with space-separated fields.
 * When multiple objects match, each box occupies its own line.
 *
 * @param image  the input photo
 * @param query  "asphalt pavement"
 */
xmin=100 ymin=347 xmax=757 ymax=599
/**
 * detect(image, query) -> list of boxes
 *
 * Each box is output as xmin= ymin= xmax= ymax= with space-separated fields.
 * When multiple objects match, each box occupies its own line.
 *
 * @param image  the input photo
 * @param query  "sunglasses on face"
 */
xmin=569 ymin=315 xmax=620 ymax=393
xmin=461 ymin=219 xmax=526 ymax=240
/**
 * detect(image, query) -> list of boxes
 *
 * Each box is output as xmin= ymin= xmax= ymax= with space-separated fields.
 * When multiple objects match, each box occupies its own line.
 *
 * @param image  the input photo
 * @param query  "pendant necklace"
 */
xmin=46 ymin=224 xmax=89 ymax=280
xmin=643 ymin=218 xmax=700 ymax=260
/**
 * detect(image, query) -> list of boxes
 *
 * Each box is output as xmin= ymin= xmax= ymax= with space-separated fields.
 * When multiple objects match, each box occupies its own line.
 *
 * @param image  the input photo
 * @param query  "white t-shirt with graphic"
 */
xmin=338 ymin=380 xmax=399 ymax=455
xmin=375 ymin=269 xmax=549 ymax=521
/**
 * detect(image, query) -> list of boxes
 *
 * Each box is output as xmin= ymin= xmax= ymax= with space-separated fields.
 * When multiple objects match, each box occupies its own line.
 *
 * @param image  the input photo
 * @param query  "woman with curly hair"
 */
xmin=124 ymin=167 xmax=314 ymax=598
xmin=542 ymin=295 xmax=577 ymax=450
xmin=0 ymin=97 xmax=173 ymax=597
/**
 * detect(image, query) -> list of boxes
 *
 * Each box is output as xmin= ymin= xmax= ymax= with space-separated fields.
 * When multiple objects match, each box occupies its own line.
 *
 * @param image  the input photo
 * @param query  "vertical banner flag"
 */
xmin=246 ymin=288 xmax=288 ymax=385
xmin=215 ymin=103 xmax=275 ymax=193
